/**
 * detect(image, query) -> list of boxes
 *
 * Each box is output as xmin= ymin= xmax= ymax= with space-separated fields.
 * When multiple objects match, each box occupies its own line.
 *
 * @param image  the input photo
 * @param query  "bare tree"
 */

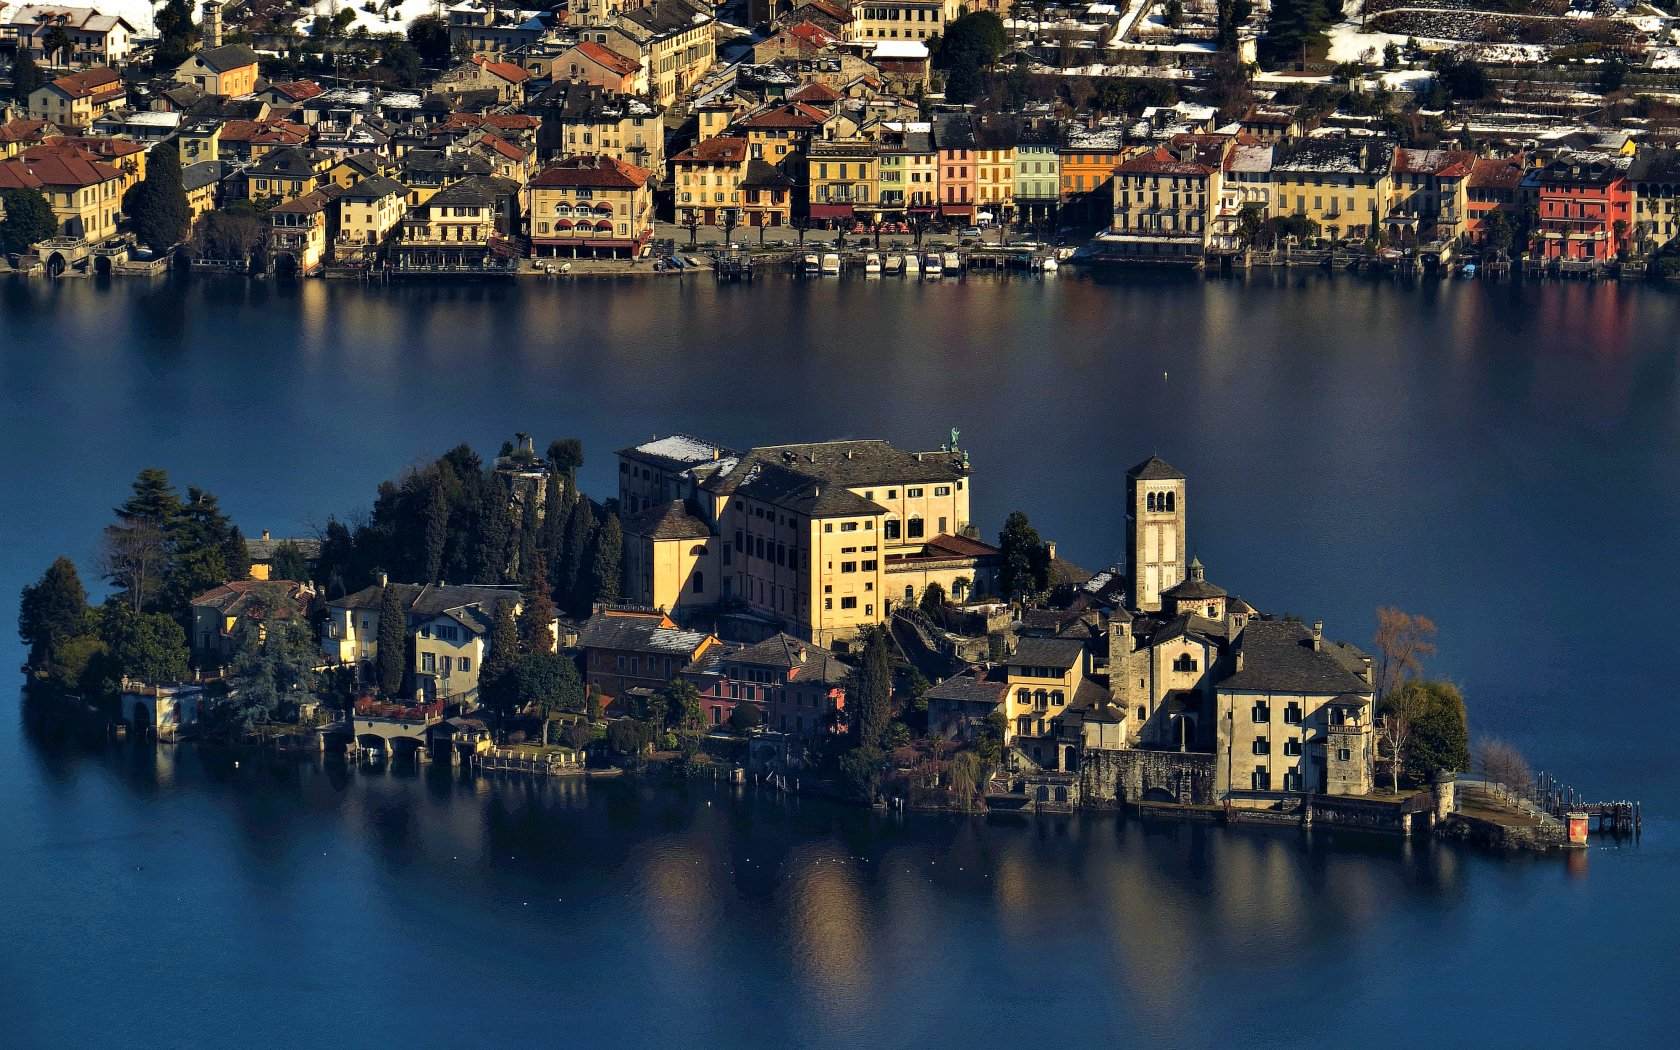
xmin=1476 ymin=738 xmax=1534 ymax=795
xmin=1377 ymin=686 xmax=1425 ymax=794
xmin=102 ymin=519 xmax=170 ymax=612
xmin=1373 ymin=606 xmax=1437 ymax=698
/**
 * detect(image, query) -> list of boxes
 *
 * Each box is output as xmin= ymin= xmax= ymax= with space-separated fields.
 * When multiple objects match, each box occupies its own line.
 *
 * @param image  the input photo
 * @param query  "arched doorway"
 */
xmin=45 ymin=252 xmax=67 ymax=277
xmin=94 ymin=254 xmax=113 ymax=275
xmin=130 ymin=701 xmax=151 ymax=738
xmin=1141 ymin=786 xmax=1176 ymax=803
xmin=272 ymin=253 xmax=299 ymax=278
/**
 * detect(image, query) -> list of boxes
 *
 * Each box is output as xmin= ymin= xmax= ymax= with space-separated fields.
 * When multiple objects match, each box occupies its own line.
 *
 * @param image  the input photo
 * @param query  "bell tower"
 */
xmin=1125 ymin=455 xmax=1187 ymax=612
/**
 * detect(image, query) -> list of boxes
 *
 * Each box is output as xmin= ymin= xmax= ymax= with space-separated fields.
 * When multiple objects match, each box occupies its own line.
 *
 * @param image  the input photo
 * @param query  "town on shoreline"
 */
xmin=5 ymin=1 xmax=1680 ymax=283
xmin=21 ymin=429 xmax=1638 ymax=850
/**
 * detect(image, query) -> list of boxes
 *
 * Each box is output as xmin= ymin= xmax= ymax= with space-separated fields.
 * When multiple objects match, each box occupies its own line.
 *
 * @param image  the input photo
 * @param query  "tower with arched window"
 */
xmin=1126 ymin=455 xmax=1187 ymax=612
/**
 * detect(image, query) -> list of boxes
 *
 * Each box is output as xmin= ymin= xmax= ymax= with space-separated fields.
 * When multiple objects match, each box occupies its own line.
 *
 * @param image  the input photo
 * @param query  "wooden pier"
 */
xmin=1536 ymin=770 xmax=1642 ymax=836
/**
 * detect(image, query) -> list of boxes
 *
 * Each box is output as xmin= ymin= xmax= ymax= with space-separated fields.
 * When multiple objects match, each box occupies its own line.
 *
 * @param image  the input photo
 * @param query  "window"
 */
xmin=907 ymin=517 xmax=924 ymax=539
xmin=860 ymin=560 xmax=876 ymax=571
xmin=1251 ymin=767 xmax=1271 ymax=790
xmin=422 ymin=652 xmax=435 ymax=672
xmin=841 ymin=561 xmax=857 ymax=573
xmin=1284 ymin=737 xmax=1303 ymax=757
xmin=907 ymin=487 xmax=924 ymax=498
xmin=934 ymin=485 xmax=951 ymax=496
xmin=1284 ymin=701 xmax=1302 ymax=725
xmin=460 ymin=658 xmax=471 ymax=673
xmin=1137 ymin=706 xmax=1146 ymax=720
xmin=883 ymin=519 xmax=901 ymax=540
xmin=1337 ymin=747 xmax=1352 ymax=763
xmin=1252 ymin=737 xmax=1270 ymax=755
xmin=841 ymin=596 xmax=857 ymax=610
xmin=1251 ymin=701 xmax=1270 ymax=723
xmin=1172 ymin=653 xmax=1198 ymax=673
xmin=693 ymin=571 xmax=704 ymax=594
xmin=824 ymin=598 xmax=832 ymax=610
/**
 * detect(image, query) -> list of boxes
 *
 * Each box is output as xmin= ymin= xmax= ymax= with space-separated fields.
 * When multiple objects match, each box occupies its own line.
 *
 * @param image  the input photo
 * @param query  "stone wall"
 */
xmin=1079 ymin=747 xmax=1217 ymax=806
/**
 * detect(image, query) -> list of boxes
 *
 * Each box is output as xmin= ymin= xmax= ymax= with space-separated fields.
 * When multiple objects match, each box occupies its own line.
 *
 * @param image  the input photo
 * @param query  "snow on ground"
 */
xmin=1379 ymin=68 xmax=1436 ymax=91
xmin=1326 ymin=22 xmax=1408 ymax=65
xmin=290 ymin=0 xmax=465 ymax=37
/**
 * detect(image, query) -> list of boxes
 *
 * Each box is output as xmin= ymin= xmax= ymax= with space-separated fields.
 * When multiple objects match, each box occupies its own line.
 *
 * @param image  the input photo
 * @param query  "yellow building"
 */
xmin=846 ymin=0 xmax=962 ymax=42
xmin=0 ymin=146 xmax=123 ymax=242
xmin=1003 ymin=637 xmax=1087 ymax=747
xmin=594 ymin=0 xmax=717 ymax=108
xmin=531 ymin=82 xmax=665 ymax=175
xmin=808 ymin=138 xmax=880 ymax=223
xmin=266 ymin=189 xmax=332 ymax=275
xmin=1270 ymin=139 xmax=1394 ymax=243
xmin=321 ymin=582 xmax=525 ymax=705
xmin=526 ymin=154 xmax=655 ymax=259
xmin=1385 ymin=147 xmax=1474 ymax=247
xmin=188 ymin=580 xmax=315 ymax=667
xmin=616 ymin=436 xmax=976 ymax=646
xmin=174 ymin=43 xmax=261 ymax=96
xmin=26 ymin=67 xmax=124 ymax=131
xmin=623 ymin=501 xmax=717 ymax=618
xmin=673 ymin=135 xmax=748 ymax=226
xmin=1104 ymin=144 xmax=1223 ymax=261
xmin=181 ymin=159 xmax=224 ymax=223
xmin=334 ymin=175 xmax=408 ymax=251
xmin=245 ymin=146 xmax=333 ymax=204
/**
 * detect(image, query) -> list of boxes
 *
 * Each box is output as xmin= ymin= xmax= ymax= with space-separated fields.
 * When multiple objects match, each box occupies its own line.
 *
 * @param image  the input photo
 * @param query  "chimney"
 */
xmin=378 ymin=570 xmax=389 ymax=588
xmin=1311 ymin=619 xmax=1324 ymax=651
xmin=202 ymin=1 xmax=223 ymax=49
xmin=261 ymin=529 xmax=271 ymax=540
xmin=1046 ymin=540 xmax=1057 ymax=562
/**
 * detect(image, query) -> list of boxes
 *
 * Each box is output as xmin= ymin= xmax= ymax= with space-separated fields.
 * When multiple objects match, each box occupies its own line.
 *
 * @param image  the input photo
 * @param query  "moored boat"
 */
xmin=820 ymin=252 xmax=841 ymax=274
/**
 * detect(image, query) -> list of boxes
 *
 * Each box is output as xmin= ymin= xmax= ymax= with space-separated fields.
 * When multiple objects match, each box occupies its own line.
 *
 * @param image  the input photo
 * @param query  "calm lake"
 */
xmin=2 ymin=272 xmax=1677 ymax=1046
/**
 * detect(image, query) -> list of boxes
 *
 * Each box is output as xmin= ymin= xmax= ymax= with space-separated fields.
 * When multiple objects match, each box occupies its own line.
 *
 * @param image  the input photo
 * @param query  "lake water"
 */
xmin=2 ymin=272 xmax=1677 ymax=1046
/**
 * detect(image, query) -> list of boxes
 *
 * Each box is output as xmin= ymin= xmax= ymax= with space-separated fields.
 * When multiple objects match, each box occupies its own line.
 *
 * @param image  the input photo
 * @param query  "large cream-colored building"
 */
xmin=174 ymin=43 xmax=261 ymax=96
xmin=1271 ymin=138 xmax=1394 ymax=243
xmin=619 ymin=435 xmax=980 ymax=646
xmin=0 ymin=143 xmax=123 ymax=242
xmin=587 ymin=0 xmax=716 ymax=108
xmin=322 ymin=583 xmax=523 ymax=704
xmin=847 ymin=0 xmax=962 ymax=42
xmin=26 ymin=67 xmax=124 ymax=130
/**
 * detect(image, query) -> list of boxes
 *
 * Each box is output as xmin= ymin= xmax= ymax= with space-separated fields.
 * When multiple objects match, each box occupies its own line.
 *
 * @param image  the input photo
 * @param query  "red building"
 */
xmin=1535 ymin=152 xmax=1632 ymax=263
xmin=688 ymin=634 xmax=848 ymax=736
xmin=1464 ymin=153 xmax=1527 ymax=246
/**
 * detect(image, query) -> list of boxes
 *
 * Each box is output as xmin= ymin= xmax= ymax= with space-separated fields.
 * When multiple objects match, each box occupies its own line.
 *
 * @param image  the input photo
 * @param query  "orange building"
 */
xmin=1535 ymin=152 xmax=1632 ymax=263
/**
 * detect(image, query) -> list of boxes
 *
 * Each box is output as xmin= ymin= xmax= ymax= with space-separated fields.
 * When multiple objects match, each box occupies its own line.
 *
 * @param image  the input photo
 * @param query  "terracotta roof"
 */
xmin=42 ymin=135 xmax=143 ymax=161
xmin=785 ymin=21 xmax=838 ymax=47
xmin=675 ymin=135 xmax=748 ymax=164
xmin=269 ymin=189 xmax=332 ymax=214
xmin=530 ymin=154 xmax=651 ymax=189
xmin=219 ymin=119 xmax=309 ymax=145
xmin=472 ymin=55 xmax=531 ymax=84
xmin=438 ymin=111 xmax=541 ymax=132
xmin=47 ymin=66 xmax=122 ymax=101
xmin=788 ymin=80 xmax=841 ymax=104
xmin=572 ymin=40 xmax=641 ymax=78
xmin=190 ymin=579 xmax=314 ymax=621
xmin=1116 ymin=146 xmax=1215 ymax=177
xmin=0 ymin=149 xmax=119 ymax=189
xmin=270 ymin=80 xmax=324 ymax=102
xmin=737 ymin=102 xmax=826 ymax=130
xmin=1392 ymin=148 xmax=1474 ymax=178
xmin=0 ymin=118 xmax=49 ymax=145
xmin=921 ymin=533 xmax=1000 ymax=559
xmin=477 ymin=134 xmax=526 ymax=161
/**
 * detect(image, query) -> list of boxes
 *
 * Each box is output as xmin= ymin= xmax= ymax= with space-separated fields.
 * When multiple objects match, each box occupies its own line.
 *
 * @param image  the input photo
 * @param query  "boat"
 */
xmin=884 ymin=253 xmax=903 ymax=274
xmin=922 ymin=253 xmax=942 ymax=276
xmin=941 ymin=251 xmax=960 ymax=273
xmin=1460 ymin=261 xmax=1478 ymax=278
xmin=864 ymin=252 xmax=882 ymax=275
xmin=1039 ymin=256 xmax=1059 ymax=273
xmin=903 ymin=253 xmax=920 ymax=274
xmin=801 ymin=253 xmax=820 ymax=274
xmin=820 ymin=252 xmax=841 ymax=275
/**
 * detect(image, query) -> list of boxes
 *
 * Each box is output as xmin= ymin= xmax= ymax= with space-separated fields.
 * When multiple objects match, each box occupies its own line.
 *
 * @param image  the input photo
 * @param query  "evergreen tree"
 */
xmin=269 ymin=540 xmax=311 ymax=583
xmin=1401 ymin=680 xmax=1472 ymax=780
xmin=517 ymin=553 xmax=557 ymax=654
xmin=546 ymin=437 xmax=584 ymax=483
xmin=103 ymin=468 xmax=181 ymax=612
xmin=539 ymin=471 xmax=565 ymax=580
xmin=483 ymin=600 xmax=519 ymax=682
xmin=998 ymin=511 xmax=1050 ymax=599
xmin=587 ymin=512 xmax=623 ymax=610
xmin=423 ymin=473 xmax=449 ymax=584
xmin=153 ymin=0 xmax=197 ymax=70
xmin=9 ymin=49 xmax=44 ymax=99
xmin=515 ymin=486 xmax=540 ymax=583
xmin=223 ymin=524 xmax=250 ymax=581
xmin=0 ymin=187 xmax=58 ymax=253
xmin=376 ymin=583 xmax=407 ymax=697
xmin=224 ymin=615 xmax=319 ymax=727
xmin=848 ymin=626 xmax=893 ymax=750
xmin=558 ymin=497 xmax=595 ymax=613
xmin=18 ymin=556 xmax=89 ymax=669
xmin=407 ymin=14 xmax=452 ymax=66
xmin=97 ymin=599 xmax=189 ymax=686
xmin=473 ymin=477 xmax=512 ymax=583
xmin=130 ymin=142 xmax=192 ymax=250
xmin=161 ymin=487 xmax=238 ymax=618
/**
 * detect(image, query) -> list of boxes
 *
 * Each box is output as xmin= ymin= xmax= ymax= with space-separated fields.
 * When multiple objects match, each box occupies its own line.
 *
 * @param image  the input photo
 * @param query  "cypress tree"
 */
xmin=849 ymin=626 xmax=893 ymax=749
xmin=473 ymin=478 xmax=511 ymax=584
xmin=484 ymin=600 xmax=519 ymax=683
xmin=18 ymin=556 xmax=89 ymax=669
xmin=131 ymin=142 xmax=191 ymax=250
xmin=540 ymin=471 xmax=565 ymax=577
xmin=223 ymin=524 xmax=251 ymax=582
xmin=423 ymin=473 xmax=449 ymax=584
xmin=517 ymin=553 xmax=558 ymax=654
xmin=376 ymin=583 xmax=407 ymax=697
xmin=558 ymin=497 xmax=595 ymax=614
xmin=515 ymin=486 xmax=540 ymax=583
xmin=588 ymin=512 xmax=623 ymax=610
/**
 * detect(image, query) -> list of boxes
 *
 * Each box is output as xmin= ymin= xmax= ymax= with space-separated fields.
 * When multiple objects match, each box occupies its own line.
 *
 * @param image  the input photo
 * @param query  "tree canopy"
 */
xmin=483 ymin=651 xmax=585 ymax=723
xmin=1 ymin=187 xmax=57 ymax=253
xmin=848 ymin=626 xmax=893 ymax=750
xmin=998 ymin=511 xmax=1051 ymax=599
xmin=19 ymin=557 xmax=89 ymax=669
xmin=130 ymin=142 xmax=192 ymax=250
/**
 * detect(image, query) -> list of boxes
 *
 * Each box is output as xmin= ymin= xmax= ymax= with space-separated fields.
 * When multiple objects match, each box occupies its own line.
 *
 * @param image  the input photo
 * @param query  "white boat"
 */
xmin=820 ymin=252 xmax=841 ymax=275
xmin=922 ymin=253 xmax=942 ymax=276
xmin=864 ymin=252 xmax=882 ymax=275
xmin=884 ymin=253 xmax=903 ymax=274
xmin=801 ymin=253 xmax=820 ymax=273
xmin=903 ymin=253 xmax=920 ymax=274
xmin=1039 ymin=256 xmax=1059 ymax=273
xmin=941 ymin=251 xmax=960 ymax=273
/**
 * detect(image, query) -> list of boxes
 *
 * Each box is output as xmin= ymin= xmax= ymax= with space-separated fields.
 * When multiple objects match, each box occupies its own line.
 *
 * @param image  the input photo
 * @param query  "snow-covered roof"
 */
xmin=872 ymin=40 xmax=929 ymax=60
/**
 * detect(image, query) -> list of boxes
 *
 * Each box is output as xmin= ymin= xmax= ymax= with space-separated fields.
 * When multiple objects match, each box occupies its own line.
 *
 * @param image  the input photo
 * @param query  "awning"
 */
xmin=809 ymin=203 xmax=854 ymax=219
xmin=940 ymin=203 xmax=975 ymax=218
xmin=594 ymin=220 xmax=613 ymax=231
xmin=593 ymin=201 xmax=614 ymax=215
xmin=555 ymin=219 xmax=573 ymax=229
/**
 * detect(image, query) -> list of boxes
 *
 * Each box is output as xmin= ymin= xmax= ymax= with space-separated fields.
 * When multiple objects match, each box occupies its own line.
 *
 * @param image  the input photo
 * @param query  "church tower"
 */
xmin=1126 ymin=455 xmax=1187 ymax=612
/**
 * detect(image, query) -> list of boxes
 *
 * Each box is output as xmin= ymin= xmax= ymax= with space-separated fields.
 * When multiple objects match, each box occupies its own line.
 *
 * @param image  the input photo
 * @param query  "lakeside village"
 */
xmin=7 ymin=5 xmax=1680 ymax=280
xmin=19 ymin=430 xmax=1642 ymax=850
